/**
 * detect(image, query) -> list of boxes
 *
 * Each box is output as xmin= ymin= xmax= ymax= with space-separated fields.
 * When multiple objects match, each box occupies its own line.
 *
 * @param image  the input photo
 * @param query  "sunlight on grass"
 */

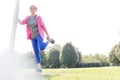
xmin=42 ymin=67 xmax=120 ymax=80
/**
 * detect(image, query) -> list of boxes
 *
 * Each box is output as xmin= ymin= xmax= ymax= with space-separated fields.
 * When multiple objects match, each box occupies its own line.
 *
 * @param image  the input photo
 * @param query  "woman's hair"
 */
xmin=29 ymin=5 xmax=37 ymax=10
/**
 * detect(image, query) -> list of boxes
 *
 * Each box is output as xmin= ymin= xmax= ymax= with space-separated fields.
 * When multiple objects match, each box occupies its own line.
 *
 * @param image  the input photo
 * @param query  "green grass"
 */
xmin=42 ymin=67 xmax=120 ymax=80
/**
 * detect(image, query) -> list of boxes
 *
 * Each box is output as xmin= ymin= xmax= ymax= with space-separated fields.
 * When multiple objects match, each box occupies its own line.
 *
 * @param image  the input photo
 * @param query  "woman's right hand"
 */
xmin=18 ymin=19 xmax=23 ymax=25
xmin=46 ymin=37 xmax=55 ymax=44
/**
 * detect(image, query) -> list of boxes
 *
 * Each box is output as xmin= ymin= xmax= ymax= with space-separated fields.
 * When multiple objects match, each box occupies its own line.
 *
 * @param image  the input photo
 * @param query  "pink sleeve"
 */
xmin=37 ymin=16 xmax=47 ymax=31
xmin=22 ymin=16 xmax=29 ymax=24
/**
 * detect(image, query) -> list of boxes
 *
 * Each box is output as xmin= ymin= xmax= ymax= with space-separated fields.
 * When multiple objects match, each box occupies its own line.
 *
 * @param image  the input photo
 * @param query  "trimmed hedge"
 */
xmin=77 ymin=62 xmax=109 ymax=68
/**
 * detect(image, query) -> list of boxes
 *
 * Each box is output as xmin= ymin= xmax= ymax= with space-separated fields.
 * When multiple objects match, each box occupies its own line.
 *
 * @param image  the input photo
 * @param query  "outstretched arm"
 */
xmin=18 ymin=16 xmax=29 ymax=25
xmin=18 ymin=19 xmax=23 ymax=25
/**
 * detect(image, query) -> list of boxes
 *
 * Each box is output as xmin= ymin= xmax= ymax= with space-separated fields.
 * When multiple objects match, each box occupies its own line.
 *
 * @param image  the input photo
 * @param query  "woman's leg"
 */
xmin=31 ymin=38 xmax=42 ymax=72
xmin=37 ymin=35 xmax=48 ymax=51
xmin=31 ymin=38 xmax=41 ymax=64
xmin=40 ymin=42 xmax=48 ymax=50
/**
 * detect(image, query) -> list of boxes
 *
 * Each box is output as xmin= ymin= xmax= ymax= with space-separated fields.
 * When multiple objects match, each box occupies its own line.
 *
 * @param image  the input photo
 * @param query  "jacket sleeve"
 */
xmin=22 ymin=16 xmax=29 ymax=24
xmin=37 ymin=16 xmax=47 ymax=31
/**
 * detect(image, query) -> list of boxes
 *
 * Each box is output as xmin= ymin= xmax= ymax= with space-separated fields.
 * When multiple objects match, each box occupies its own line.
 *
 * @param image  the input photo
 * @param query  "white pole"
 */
xmin=9 ymin=0 xmax=20 ymax=50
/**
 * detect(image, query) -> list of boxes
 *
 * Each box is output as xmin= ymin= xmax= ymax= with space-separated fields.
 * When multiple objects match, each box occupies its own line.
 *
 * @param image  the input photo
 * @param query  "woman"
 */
xmin=18 ymin=5 xmax=55 ymax=72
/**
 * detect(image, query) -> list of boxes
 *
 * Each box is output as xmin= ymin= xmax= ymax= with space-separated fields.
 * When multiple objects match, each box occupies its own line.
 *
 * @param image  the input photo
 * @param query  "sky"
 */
xmin=0 ymin=0 xmax=120 ymax=55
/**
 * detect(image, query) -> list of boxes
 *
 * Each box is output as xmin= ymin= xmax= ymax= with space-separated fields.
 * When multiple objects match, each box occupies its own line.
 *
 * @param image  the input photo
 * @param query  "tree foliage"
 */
xmin=41 ymin=51 xmax=47 ymax=68
xmin=109 ymin=43 xmax=120 ymax=66
xmin=61 ymin=42 xmax=77 ymax=68
xmin=48 ymin=48 xmax=61 ymax=68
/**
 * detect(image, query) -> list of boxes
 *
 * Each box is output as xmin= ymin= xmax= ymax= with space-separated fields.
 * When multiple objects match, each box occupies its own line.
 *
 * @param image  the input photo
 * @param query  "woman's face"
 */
xmin=30 ymin=5 xmax=37 ymax=14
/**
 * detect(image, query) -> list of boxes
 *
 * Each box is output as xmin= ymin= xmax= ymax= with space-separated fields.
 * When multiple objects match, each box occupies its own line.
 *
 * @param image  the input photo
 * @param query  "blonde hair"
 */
xmin=29 ymin=5 xmax=37 ymax=10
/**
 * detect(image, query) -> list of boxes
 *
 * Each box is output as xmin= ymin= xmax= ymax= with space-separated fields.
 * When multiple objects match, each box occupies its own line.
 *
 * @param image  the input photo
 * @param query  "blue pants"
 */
xmin=31 ymin=34 xmax=48 ymax=63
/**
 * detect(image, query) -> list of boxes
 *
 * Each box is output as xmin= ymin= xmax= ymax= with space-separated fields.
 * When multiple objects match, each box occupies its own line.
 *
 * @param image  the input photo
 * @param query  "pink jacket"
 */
xmin=22 ymin=15 xmax=47 ymax=40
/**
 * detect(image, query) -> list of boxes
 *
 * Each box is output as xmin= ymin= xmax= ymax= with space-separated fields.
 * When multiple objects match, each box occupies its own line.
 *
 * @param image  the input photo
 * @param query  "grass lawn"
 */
xmin=41 ymin=67 xmax=120 ymax=80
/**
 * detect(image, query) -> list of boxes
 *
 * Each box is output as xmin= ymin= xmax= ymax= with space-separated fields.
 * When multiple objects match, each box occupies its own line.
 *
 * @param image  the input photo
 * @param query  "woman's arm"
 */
xmin=18 ymin=16 xmax=29 ymax=25
xmin=44 ymin=28 xmax=51 ymax=41
xmin=37 ymin=16 xmax=54 ymax=43
xmin=18 ymin=19 xmax=23 ymax=25
xmin=38 ymin=16 xmax=51 ymax=38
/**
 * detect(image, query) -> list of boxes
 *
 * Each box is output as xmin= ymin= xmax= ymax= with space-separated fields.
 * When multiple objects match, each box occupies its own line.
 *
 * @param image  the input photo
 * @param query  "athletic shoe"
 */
xmin=36 ymin=67 xmax=42 ymax=72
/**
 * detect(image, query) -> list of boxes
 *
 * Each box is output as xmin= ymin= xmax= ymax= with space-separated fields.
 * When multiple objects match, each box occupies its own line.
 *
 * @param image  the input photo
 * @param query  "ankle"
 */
xmin=46 ymin=37 xmax=55 ymax=44
xmin=36 ymin=63 xmax=41 ymax=68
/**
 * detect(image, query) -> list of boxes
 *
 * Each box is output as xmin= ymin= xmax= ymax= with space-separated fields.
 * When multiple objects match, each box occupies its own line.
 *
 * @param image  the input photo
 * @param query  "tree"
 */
xmin=61 ymin=42 xmax=77 ymax=68
xmin=48 ymin=48 xmax=61 ymax=68
xmin=93 ymin=53 xmax=109 ymax=66
xmin=77 ymin=50 xmax=82 ymax=64
xmin=82 ymin=54 xmax=100 ymax=63
xmin=52 ymin=44 xmax=62 ymax=50
xmin=47 ymin=44 xmax=61 ymax=50
xmin=109 ymin=43 xmax=120 ymax=66
xmin=41 ymin=51 xmax=47 ymax=68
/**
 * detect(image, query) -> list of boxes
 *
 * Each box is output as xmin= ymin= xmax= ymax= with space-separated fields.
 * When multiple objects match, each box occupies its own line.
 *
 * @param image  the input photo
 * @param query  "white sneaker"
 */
xmin=36 ymin=67 xmax=42 ymax=72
